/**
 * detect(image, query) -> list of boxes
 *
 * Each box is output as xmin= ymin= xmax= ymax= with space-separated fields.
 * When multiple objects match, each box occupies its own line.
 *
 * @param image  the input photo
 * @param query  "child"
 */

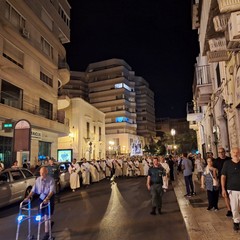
xmin=201 ymin=158 xmax=219 ymax=211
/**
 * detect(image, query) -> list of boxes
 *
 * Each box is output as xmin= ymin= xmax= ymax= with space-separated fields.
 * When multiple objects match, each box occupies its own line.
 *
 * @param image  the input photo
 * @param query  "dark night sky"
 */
xmin=65 ymin=0 xmax=199 ymax=118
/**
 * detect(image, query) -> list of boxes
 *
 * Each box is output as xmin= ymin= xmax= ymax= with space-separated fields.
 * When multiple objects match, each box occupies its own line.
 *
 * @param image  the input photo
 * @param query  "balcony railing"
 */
xmin=186 ymin=102 xmax=201 ymax=114
xmin=0 ymin=91 xmax=68 ymax=124
xmin=208 ymin=38 xmax=227 ymax=51
xmin=207 ymin=50 xmax=230 ymax=63
xmin=213 ymin=14 xmax=230 ymax=32
xmin=195 ymin=65 xmax=211 ymax=85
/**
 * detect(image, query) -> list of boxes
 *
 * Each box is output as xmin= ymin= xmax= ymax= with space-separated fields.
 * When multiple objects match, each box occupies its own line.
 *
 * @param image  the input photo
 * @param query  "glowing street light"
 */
xmin=170 ymin=129 xmax=176 ymax=154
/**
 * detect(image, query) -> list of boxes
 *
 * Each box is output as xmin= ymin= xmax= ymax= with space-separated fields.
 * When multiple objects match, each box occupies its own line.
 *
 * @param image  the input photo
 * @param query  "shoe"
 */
xmin=72 ymin=189 xmax=75 ymax=192
xmin=233 ymin=222 xmax=239 ymax=231
xmin=158 ymin=208 xmax=162 ymax=214
xmin=191 ymin=192 xmax=196 ymax=196
xmin=207 ymin=207 xmax=212 ymax=211
xmin=150 ymin=207 xmax=156 ymax=215
xmin=184 ymin=194 xmax=191 ymax=197
xmin=214 ymin=208 xmax=219 ymax=211
xmin=226 ymin=210 xmax=233 ymax=217
xmin=42 ymin=233 xmax=49 ymax=240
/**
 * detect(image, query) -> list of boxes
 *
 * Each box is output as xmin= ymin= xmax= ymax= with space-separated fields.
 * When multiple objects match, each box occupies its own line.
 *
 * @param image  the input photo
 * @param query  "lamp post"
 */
xmin=170 ymin=129 xmax=176 ymax=155
xmin=89 ymin=142 xmax=92 ymax=161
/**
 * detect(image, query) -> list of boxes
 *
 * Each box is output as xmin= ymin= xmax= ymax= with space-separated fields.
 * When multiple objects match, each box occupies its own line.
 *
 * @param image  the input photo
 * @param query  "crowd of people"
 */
xmin=1 ymin=146 xmax=240 ymax=234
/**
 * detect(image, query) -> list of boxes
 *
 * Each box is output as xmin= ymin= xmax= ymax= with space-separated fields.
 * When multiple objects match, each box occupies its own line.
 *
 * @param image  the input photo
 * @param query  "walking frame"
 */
xmin=16 ymin=199 xmax=53 ymax=240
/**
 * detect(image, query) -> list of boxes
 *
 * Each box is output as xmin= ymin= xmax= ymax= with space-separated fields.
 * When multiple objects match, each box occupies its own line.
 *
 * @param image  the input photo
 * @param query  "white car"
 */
xmin=0 ymin=168 xmax=36 ymax=208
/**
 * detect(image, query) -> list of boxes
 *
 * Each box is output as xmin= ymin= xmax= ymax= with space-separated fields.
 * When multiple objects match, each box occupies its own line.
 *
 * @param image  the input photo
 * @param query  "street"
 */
xmin=0 ymin=177 xmax=188 ymax=240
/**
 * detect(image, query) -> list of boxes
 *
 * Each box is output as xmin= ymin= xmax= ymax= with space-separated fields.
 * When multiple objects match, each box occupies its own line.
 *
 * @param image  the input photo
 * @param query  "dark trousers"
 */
xmin=207 ymin=189 xmax=219 ymax=209
xmin=150 ymin=184 xmax=163 ymax=208
xmin=184 ymin=174 xmax=194 ymax=195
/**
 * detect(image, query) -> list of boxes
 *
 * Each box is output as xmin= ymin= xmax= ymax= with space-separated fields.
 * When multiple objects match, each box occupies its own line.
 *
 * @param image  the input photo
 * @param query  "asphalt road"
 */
xmin=0 ymin=177 xmax=189 ymax=240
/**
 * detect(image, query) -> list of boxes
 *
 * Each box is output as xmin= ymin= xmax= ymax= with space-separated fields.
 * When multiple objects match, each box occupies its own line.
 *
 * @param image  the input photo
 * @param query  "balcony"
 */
xmin=189 ymin=121 xmax=199 ymax=131
xmin=207 ymin=51 xmax=230 ymax=63
xmin=0 ymin=91 xmax=69 ymax=134
xmin=213 ymin=14 xmax=230 ymax=32
xmin=57 ymin=95 xmax=70 ymax=110
xmin=193 ymin=65 xmax=212 ymax=106
xmin=0 ymin=104 xmax=69 ymax=134
xmin=218 ymin=0 xmax=240 ymax=13
xmin=186 ymin=102 xmax=203 ymax=122
xmin=207 ymin=37 xmax=230 ymax=63
xmin=58 ymin=60 xmax=70 ymax=86
xmin=199 ymin=0 xmax=222 ymax=55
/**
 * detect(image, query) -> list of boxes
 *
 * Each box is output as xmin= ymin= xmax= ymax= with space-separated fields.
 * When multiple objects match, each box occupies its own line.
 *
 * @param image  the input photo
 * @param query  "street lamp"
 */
xmin=170 ymin=129 xmax=176 ymax=154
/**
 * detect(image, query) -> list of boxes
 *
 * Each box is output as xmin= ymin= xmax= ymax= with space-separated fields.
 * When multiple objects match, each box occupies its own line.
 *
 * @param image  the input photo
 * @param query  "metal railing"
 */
xmin=0 ymin=91 xmax=69 ymax=124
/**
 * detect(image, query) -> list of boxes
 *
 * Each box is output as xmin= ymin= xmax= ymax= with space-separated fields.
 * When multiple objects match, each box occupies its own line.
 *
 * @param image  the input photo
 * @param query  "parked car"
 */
xmin=0 ymin=168 xmax=36 ymax=208
xmin=34 ymin=162 xmax=71 ymax=193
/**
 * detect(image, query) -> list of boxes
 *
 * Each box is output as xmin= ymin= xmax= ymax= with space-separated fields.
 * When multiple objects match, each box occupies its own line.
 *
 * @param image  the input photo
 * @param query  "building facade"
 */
xmin=58 ymin=98 xmax=106 ymax=161
xmin=188 ymin=0 xmax=240 ymax=158
xmin=0 ymin=0 xmax=71 ymax=167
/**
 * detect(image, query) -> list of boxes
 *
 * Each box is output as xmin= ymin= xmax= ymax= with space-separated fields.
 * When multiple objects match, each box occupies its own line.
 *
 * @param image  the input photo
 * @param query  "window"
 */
xmin=0 ymin=172 xmax=10 ymax=182
xmin=39 ymin=98 xmax=53 ymax=119
xmin=1 ymin=80 xmax=23 ymax=109
xmin=99 ymin=127 xmax=102 ymax=141
xmin=41 ymin=8 xmax=53 ymax=30
xmin=40 ymin=37 xmax=53 ymax=59
xmin=11 ymin=170 xmax=24 ymax=181
xmin=3 ymin=40 xmax=24 ymax=68
xmin=86 ymin=122 xmax=90 ymax=139
xmin=39 ymin=141 xmax=51 ymax=158
xmin=40 ymin=68 xmax=53 ymax=87
xmin=94 ymin=126 xmax=96 ymax=134
xmin=5 ymin=1 xmax=25 ymax=29
xmin=21 ymin=169 xmax=33 ymax=178
xmin=58 ymin=4 xmax=70 ymax=27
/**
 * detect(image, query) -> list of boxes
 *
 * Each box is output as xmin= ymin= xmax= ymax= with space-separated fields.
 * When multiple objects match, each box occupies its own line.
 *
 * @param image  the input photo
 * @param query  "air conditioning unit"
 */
xmin=228 ymin=11 xmax=240 ymax=41
xmin=21 ymin=28 xmax=30 ymax=39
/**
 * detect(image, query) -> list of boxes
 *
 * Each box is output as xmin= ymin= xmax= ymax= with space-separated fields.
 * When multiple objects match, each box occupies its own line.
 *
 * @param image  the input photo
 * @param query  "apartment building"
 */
xmin=135 ymin=76 xmax=156 ymax=144
xmin=187 ymin=0 xmax=240 ymax=157
xmin=60 ymin=71 xmax=89 ymax=101
xmin=0 ymin=0 xmax=71 ymax=167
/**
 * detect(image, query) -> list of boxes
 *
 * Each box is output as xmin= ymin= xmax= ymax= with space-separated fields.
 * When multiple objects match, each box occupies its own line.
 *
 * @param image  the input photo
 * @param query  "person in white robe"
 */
xmin=133 ymin=159 xmax=141 ymax=176
xmin=80 ymin=158 xmax=90 ymax=186
xmin=89 ymin=159 xmax=100 ymax=182
xmin=127 ymin=159 xmax=134 ymax=177
xmin=68 ymin=158 xmax=80 ymax=192
xmin=159 ymin=156 xmax=170 ymax=191
xmin=114 ymin=158 xmax=123 ymax=177
xmin=142 ymin=158 xmax=150 ymax=176
xmin=105 ymin=158 xmax=113 ymax=178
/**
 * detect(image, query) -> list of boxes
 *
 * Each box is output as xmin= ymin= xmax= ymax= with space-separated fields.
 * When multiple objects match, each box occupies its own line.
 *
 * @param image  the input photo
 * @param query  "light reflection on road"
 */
xmin=98 ymin=181 xmax=129 ymax=240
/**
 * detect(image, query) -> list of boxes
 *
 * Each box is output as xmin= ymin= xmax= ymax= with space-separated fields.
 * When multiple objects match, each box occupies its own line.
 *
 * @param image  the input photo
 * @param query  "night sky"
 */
xmin=65 ymin=0 xmax=199 ymax=118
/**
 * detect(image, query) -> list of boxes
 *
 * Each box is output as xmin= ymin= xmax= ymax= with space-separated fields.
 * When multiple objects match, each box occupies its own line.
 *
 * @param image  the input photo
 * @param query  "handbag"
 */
xmin=209 ymin=169 xmax=219 ymax=188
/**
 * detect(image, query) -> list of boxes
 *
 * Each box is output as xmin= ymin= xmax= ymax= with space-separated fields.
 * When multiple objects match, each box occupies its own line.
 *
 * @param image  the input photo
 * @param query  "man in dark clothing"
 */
xmin=213 ymin=147 xmax=232 ymax=217
xmin=146 ymin=157 xmax=166 ymax=215
xmin=167 ymin=155 xmax=175 ymax=181
xmin=221 ymin=147 xmax=240 ymax=231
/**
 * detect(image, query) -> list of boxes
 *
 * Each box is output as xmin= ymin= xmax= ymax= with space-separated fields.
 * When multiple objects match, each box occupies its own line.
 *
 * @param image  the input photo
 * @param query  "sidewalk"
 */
xmin=173 ymin=174 xmax=240 ymax=240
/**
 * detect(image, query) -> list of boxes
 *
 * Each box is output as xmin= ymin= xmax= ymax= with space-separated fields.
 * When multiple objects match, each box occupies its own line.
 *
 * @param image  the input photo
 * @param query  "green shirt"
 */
xmin=148 ymin=166 xmax=166 ymax=185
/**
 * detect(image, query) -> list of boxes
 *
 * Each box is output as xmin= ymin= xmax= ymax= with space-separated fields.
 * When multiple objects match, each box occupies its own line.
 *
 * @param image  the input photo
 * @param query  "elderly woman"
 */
xmin=201 ymin=158 xmax=219 ymax=211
